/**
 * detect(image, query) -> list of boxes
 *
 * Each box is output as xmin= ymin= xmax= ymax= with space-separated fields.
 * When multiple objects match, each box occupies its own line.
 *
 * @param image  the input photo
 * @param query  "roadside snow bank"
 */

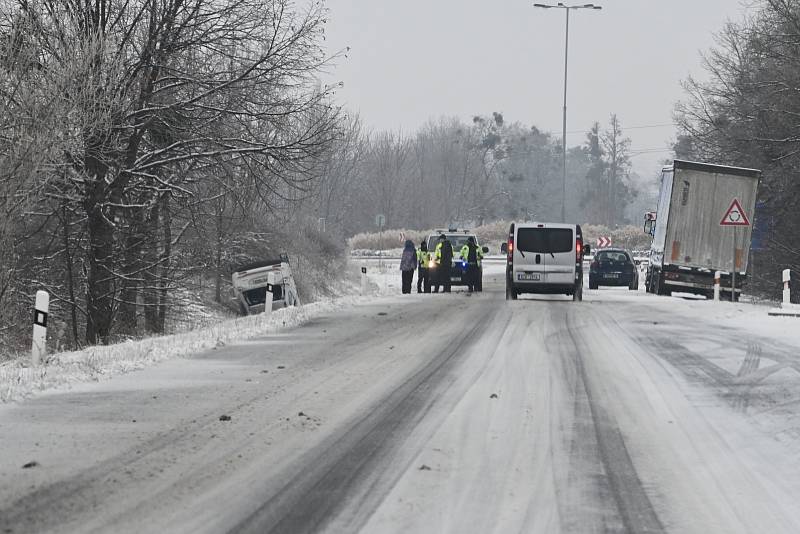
xmin=0 ymin=295 xmax=365 ymax=403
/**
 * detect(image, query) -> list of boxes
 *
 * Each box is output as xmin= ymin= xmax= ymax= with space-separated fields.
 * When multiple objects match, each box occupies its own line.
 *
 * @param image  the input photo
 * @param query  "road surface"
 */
xmin=2 ymin=271 xmax=800 ymax=533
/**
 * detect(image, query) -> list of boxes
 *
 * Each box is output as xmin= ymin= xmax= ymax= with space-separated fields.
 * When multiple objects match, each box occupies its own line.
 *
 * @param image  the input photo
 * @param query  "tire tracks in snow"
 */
xmin=231 ymin=301 xmax=499 ymax=534
xmin=561 ymin=308 xmax=665 ymax=534
xmin=0 ymin=297 xmax=481 ymax=534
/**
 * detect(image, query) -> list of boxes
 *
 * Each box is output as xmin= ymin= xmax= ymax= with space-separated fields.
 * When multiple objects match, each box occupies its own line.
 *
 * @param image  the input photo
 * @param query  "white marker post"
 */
xmin=32 ymin=290 xmax=49 ymax=366
xmin=714 ymin=271 xmax=721 ymax=301
xmin=361 ymin=266 xmax=368 ymax=296
xmin=263 ymin=283 xmax=274 ymax=315
xmin=783 ymin=269 xmax=791 ymax=307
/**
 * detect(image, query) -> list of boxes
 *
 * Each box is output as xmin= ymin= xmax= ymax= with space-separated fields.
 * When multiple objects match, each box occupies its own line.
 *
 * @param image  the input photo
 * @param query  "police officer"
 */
xmin=460 ymin=236 xmax=483 ymax=292
xmin=417 ymin=240 xmax=431 ymax=293
xmin=432 ymin=234 xmax=454 ymax=293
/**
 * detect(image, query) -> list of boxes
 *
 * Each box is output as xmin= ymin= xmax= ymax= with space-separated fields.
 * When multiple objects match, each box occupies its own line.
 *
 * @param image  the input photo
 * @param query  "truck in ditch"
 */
xmin=231 ymin=255 xmax=300 ymax=315
xmin=643 ymin=160 xmax=760 ymax=299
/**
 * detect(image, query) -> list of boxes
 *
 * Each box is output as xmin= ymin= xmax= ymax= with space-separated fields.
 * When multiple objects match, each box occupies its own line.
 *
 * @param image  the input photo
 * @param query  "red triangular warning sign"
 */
xmin=720 ymin=198 xmax=750 ymax=226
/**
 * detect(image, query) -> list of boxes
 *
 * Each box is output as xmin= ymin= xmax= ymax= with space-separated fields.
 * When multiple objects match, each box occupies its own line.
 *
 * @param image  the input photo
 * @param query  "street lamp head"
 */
xmin=533 ymin=2 xmax=603 ymax=8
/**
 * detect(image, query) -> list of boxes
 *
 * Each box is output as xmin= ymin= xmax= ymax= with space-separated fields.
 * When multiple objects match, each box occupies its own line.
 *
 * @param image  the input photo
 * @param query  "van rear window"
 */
xmin=517 ymin=228 xmax=573 ymax=253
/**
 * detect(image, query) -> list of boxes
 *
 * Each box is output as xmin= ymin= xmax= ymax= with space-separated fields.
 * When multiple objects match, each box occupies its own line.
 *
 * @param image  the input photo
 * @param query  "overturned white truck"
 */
xmin=231 ymin=255 xmax=300 ymax=315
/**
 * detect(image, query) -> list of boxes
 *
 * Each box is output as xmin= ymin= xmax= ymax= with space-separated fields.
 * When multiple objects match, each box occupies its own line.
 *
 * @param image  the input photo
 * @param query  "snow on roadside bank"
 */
xmin=0 ymin=271 xmax=398 ymax=403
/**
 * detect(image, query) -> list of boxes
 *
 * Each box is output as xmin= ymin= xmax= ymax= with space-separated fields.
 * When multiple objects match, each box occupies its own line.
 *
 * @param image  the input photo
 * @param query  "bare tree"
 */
xmin=0 ymin=0 xmax=341 ymax=343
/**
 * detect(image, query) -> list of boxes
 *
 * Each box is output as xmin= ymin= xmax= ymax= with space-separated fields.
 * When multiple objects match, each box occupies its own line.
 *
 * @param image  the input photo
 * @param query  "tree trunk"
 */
xmin=85 ymin=196 xmax=115 ymax=345
xmin=117 ymin=213 xmax=144 ymax=336
xmin=157 ymin=194 xmax=171 ymax=332
xmin=62 ymin=202 xmax=81 ymax=347
xmin=143 ymin=200 xmax=161 ymax=333
xmin=215 ymin=203 xmax=223 ymax=303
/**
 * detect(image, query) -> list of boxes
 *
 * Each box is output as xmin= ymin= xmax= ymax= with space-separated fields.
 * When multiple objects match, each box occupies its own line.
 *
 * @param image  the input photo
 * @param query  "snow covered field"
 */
xmin=2 ymin=261 xmax=800 ymax=533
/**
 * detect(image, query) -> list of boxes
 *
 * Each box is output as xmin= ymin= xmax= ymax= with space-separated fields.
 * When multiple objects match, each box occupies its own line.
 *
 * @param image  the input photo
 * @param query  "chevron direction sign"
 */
xmin=597 ymin=236 xmax=612 ymax=248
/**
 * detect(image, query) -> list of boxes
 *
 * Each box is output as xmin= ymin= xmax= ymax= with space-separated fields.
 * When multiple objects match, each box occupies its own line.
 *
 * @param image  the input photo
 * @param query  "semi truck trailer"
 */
xmin=643 ymin=160 xmax=760 ymax=299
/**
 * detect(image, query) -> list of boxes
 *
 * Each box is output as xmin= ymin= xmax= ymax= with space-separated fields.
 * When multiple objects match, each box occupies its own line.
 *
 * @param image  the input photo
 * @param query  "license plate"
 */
xmin=451 ymin=276 xmax=461 ymax=281
xmin=604 ymin=273 xmax=619 ymax=279
xmin=518 ymin=273 xmax=541 ymax=281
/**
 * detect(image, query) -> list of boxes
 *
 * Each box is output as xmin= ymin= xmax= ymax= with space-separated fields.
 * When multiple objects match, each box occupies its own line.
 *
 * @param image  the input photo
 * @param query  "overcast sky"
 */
xmin=322 ymin=0 xmax=756 ymax=179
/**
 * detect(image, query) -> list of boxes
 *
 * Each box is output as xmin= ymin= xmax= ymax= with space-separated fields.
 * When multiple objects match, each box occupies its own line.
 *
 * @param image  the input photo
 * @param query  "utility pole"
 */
xmin=532 ymin=2 xmax=602 ymax=222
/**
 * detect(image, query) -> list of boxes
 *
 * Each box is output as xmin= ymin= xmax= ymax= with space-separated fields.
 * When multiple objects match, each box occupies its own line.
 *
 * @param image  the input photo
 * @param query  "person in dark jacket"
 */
xmin=432 ymin=234 xmax=454 ymax=293
xmin=417 ymin=240 xmax=431 ymax=293
xmin=399 ymin=239 xmax=417 ymax=294
xmin=460 ymin=236 xmax=483 ymax=292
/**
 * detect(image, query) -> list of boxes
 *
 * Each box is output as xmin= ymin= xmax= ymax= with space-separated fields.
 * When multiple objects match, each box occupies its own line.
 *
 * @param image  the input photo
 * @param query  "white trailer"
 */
xmin=643 ymin=160 xmax=760 ymax=299
xmin=231 ymin=255 xmax=299 ymax=315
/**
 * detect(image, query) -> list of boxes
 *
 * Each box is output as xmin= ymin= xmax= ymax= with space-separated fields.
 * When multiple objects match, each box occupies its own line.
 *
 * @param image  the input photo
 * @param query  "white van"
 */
xmin=503 ymin=222 xmax=589 ymax=301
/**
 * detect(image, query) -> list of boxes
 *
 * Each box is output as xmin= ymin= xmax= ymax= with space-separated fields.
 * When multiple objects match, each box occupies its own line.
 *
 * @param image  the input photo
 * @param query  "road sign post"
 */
xmin=361 ymin=266 xmax=368 ymax=296
xmin=376 ymin=214 xmax=385 ymax=272
xmin=732 ymin=227 xmax=737 ymax=301
xmin=720 ymin=198 xmax=751 ymax=302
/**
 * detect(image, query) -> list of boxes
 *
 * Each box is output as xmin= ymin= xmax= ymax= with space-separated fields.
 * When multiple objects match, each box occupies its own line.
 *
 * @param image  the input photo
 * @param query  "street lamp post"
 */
xmin=532 ymin=3 xmax=602 ymax=223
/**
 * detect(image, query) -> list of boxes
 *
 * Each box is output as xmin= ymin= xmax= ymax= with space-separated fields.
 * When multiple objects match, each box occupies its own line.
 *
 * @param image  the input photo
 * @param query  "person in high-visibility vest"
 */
xmin=416 ymin=240 xmax=431 ymax=293
xmin=432 ymin=234 xmax=453 ymax=293
xmin=460 ymin=236 xmax=483 ymax=292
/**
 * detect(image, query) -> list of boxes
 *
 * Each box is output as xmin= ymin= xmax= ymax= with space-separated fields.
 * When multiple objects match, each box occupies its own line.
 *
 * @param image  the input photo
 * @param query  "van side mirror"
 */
xmin=482 ymin=246 xmax=489 ymax=254
xmin=500 ymin=242 xmax=508 ymax=254
xmin=583 ymin=244 xmax=590 ymax=256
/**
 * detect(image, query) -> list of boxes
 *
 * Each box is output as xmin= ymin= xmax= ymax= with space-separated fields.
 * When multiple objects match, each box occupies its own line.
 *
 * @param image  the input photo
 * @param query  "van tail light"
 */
xmin=507 ymin=238 xmax=514 ymax=263
xmin=576 ymin=239 xmax=582 ymax=262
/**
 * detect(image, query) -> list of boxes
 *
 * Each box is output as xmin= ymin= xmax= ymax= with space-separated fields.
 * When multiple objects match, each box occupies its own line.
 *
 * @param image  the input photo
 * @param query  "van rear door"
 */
xmin=514 ymin=225 xmax=574 ymax=285
xmin=513 ymin=226 xmax=547 ymax=283
xmin=543 ymin=226 xmax=575 ymax=285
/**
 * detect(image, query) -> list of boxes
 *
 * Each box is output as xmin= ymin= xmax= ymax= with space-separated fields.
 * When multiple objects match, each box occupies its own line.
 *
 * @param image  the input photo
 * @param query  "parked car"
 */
xmin=504 ymin=222 xmax=588 ymax=301
xmin=588 ymin=248 xmax=638 ymax=290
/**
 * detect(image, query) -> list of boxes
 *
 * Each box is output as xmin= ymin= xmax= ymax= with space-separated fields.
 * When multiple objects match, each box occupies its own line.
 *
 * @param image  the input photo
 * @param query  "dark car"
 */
xmin=588 ymin=248 xmax=639 ymax=290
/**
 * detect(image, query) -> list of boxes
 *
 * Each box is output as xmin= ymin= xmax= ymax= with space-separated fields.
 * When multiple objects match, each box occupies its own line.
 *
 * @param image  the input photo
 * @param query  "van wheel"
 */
xmin=573 ymin=285 xmax=583 ymax=301
xmin=506 ymin=284 xmax=517 ymax=300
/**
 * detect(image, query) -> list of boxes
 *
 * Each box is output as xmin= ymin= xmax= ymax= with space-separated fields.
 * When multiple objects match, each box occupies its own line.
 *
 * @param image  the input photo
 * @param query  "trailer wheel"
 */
xmin=656 ymin=273 xmax=671 ymax=296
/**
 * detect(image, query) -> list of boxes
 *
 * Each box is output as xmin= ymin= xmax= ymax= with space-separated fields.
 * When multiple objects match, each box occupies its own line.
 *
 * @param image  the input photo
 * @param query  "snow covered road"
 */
xmin=2 ymin=271 xmax=800 ymax=533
